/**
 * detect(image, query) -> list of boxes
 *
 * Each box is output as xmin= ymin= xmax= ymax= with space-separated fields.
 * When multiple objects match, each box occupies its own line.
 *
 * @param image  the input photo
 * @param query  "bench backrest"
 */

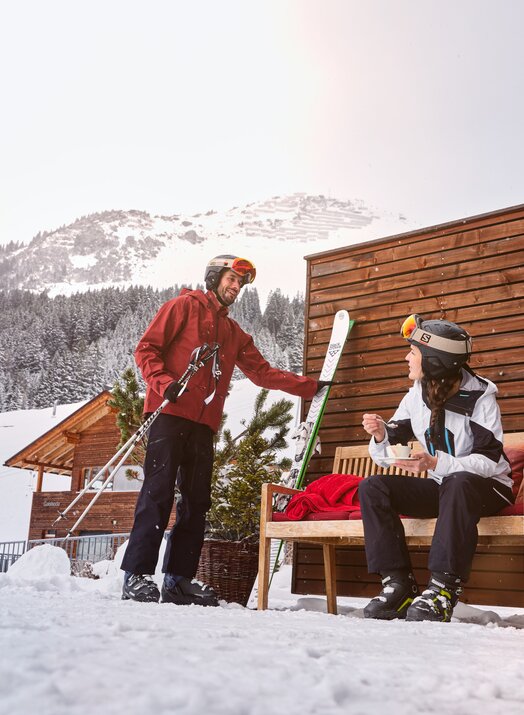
xmin=333 ymin=432 xmax=524 ymax=481
xmin=333 ymin=442 xmax=427 ymax=479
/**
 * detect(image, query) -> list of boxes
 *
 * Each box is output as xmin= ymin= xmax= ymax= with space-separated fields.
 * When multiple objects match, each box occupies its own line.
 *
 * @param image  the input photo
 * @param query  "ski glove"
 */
xmin=164 ymin=380 xmax=186 ymax=403
xmin=316 ymin=380 xmax=334 ymax=393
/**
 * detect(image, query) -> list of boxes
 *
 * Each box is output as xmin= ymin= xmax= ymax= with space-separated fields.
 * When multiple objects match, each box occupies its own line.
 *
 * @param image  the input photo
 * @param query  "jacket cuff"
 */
xmin=152 ymin=375 xmax=178 ymax=399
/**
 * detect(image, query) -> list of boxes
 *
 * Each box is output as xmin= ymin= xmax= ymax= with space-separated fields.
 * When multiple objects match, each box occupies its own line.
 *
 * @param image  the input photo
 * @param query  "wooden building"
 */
xmin=4 ymin=391 xmax=156 ymax=540
xmin=293 ymin=203 xmax=524 ymax=606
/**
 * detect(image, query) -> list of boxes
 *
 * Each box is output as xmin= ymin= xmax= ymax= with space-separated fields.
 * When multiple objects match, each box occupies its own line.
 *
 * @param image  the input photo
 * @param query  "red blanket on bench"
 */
xmin=285 ymin=473 xmax=363 ymax=520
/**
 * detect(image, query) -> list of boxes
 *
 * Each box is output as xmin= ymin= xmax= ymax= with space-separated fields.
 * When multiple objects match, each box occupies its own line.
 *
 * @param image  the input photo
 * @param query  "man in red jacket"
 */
xmin=122 ymin=254 xmax=328 ymax=605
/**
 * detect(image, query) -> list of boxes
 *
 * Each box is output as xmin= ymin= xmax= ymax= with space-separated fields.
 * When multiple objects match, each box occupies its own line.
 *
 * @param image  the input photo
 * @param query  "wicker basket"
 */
xmin=196 ymin=537 xmax=259 ymax=606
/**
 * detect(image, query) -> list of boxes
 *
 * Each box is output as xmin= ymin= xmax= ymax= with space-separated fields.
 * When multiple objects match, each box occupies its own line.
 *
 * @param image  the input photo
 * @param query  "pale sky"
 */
xmin=1 ymin=0 xmax=523 ymax=246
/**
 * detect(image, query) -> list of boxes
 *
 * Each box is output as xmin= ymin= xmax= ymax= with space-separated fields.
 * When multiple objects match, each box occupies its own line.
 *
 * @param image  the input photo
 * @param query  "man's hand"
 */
xmin=316 ymin=380 xmax=334 ymax=393
xmin=395 ymin=452 xmax=438 ymax=473
xmin=362 ymin=413 xmax=386 ymax=442
xmin=164 ymin=380 xmax=185 ymax=403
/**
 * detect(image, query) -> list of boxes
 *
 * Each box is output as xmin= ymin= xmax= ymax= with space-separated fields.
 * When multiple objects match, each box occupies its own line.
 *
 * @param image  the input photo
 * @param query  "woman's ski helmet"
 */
xmin=400 ymin=314 xmax=472 ymax=379
xmin=204 ymin=255 xmax=256 ymax=290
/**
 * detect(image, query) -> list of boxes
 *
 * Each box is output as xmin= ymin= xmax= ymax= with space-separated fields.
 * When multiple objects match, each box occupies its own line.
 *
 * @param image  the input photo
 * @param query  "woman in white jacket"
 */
xmin=360 ymin=314 xmax=514 ymax=622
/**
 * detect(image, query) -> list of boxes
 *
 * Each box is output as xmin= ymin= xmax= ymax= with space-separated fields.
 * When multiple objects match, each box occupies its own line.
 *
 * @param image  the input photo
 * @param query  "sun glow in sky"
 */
xmin=1 ymin=0 xmax=523 ymax=245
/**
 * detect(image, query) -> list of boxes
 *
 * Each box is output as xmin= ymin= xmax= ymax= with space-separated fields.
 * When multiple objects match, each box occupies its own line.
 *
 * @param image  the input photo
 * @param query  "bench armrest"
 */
xmin=260 ymin=482 xmax=303 ymax=526
xmin=261 ymin=482 xmax=302 ymax=499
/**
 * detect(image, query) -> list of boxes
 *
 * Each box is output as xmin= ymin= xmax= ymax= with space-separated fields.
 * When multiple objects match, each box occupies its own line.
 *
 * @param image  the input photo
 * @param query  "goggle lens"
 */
xmin=400 ymin=314 xmax=420 ymax=339
xmin=232 ymin=257 xmax=256 ymax=283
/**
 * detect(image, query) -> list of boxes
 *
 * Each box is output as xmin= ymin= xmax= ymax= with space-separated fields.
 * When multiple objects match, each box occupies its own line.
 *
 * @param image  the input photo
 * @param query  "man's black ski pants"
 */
xmin=358 ymin=472 xmax=514 ymax=580
xmin=121 ymin=413 xmax=214 ymax=578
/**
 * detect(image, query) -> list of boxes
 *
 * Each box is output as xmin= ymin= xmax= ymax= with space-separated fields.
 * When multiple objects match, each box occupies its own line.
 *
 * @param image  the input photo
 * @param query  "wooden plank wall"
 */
xmin=293 ymin=544 xmax=524 ymax=608
xmin=71 ymin=413 xmax=122 ymax=491
xmin=293 ymin=205 xmax=524 ymax=607
xmin=28 ymin=491 xmax=142 ymax=540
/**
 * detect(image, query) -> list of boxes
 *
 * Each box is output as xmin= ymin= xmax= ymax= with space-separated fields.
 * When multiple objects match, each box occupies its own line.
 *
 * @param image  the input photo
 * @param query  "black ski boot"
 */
xmin=122 ymin=573 xmax=160 ymax=603
xmin=406 ymin=572 xmax=462 ymax=622
xmin=364 ymin=571 xmax=419 ymax=620
xmin=161 ymin=575 xmax=219 ymax=607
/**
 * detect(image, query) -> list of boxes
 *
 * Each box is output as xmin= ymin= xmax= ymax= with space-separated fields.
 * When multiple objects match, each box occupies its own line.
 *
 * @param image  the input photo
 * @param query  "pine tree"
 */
xmin=108 ymin=367 xmax=145 ymax=466
xmin=0 ymin=286 xmax=305 ymax=410
xmin=206 ymin=389 xmax=293 ymax=541
xmin=261 ymin=288 xmax=290 ymax=336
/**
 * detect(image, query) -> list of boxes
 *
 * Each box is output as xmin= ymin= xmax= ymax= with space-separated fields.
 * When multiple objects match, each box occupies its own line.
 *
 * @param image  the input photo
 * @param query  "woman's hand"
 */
xmin=362 ymin=413 xmax=386 ymax=442
xmin=395 ymin=451 xmax=438 ymax=473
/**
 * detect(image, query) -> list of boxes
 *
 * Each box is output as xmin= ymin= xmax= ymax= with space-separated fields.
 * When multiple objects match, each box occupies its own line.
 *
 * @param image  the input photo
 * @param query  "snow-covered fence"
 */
xmin=28 ymin=533 xmax=130 ymax=571
xmin=0 ymin=540 xmax=26 ymax=572
xmin=1 ymin=533 xmax=131 ymax=574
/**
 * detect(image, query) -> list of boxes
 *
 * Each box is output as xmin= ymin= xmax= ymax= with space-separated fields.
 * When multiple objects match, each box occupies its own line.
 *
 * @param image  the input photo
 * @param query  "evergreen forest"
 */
xmin=0 ymin=286 xmax=305 ymax=411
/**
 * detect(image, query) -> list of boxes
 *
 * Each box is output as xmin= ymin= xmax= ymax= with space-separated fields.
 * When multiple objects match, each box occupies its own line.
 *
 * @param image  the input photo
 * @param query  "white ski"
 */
xmin=247 ymin=310 xmax=353 ymax=607
xmin=275 ymin=309 xmax=353 ymax=508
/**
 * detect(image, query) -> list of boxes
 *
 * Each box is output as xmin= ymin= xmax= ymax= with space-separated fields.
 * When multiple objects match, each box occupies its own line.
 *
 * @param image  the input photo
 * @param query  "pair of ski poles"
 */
xmin=54 ymin=343 xmax=220 ymax=540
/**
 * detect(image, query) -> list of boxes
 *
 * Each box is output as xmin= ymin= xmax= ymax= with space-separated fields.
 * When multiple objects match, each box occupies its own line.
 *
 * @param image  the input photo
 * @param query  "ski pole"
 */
xmin=55 ymin=342 xmax=219 ymax=525
xmin=57 ymin=343 xmax=220 ymax=538
xmin=53 ymin=401 xmax=167 ymax=525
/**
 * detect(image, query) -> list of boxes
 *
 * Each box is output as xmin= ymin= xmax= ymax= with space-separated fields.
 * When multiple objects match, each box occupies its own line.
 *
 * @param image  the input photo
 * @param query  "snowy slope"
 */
xmin=1 ymin=194 xmax=411 ymax=307
xmin=0 ymin=382 xmax=301 ymax=542
xmin=0 ymin=545 xmax=523 ymax=715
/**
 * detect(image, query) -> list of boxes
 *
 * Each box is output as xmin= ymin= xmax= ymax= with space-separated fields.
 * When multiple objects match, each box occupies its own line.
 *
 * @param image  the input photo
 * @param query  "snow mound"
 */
xmin=7 ymin=544 xmax=71 ymax=580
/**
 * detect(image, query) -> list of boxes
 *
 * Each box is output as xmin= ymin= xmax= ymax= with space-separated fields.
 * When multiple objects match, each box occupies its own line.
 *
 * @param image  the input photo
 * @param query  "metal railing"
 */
xmin=0 ymin=533 xmax=131 ymax=574
xmin=0 ymin=540 xmax=27 ymax=572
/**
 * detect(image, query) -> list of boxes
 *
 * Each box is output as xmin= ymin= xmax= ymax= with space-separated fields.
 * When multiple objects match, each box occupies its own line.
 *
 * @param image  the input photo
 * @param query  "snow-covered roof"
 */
xmin=4 ymin=390 xmax=113 ymax=475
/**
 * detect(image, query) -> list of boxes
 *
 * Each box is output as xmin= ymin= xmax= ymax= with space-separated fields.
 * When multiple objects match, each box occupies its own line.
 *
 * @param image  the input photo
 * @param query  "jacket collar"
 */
xmin=205 ymin=289 xmax=229 ymax=316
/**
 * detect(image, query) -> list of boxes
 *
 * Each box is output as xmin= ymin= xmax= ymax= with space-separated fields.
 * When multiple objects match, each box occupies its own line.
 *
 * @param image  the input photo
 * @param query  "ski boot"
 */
xmin=364 ymin=571 xmax=419 ymax=620
xmin=161 ymin=574 xmax=219 ymax=607
xmin=122 ymin=573 xmax=160 ymax=603
xmin=406 ymin=572 xmax=462 ymax=622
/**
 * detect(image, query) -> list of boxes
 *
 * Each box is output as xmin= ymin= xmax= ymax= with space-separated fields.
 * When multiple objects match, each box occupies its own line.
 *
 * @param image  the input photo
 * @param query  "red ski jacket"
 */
xmin=135 ymin=289 xmax=318 ymax=433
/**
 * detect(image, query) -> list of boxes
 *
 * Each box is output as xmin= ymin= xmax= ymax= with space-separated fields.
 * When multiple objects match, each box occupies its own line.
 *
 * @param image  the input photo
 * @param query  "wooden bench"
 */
xmin=257 ymin=433 xmax=524 ymax=614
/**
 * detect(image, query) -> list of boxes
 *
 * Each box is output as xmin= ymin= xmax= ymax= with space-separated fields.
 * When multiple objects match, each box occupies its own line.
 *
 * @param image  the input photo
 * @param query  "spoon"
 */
xmin=376 ymin=417 xmax=398 ymax=427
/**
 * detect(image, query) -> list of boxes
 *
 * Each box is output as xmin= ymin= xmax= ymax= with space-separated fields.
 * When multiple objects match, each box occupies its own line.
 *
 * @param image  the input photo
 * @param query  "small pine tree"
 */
xmin=206 ymin=389 xmax=294 ymax=541
xmin=108 ymin=367 xmax=145 ymax=466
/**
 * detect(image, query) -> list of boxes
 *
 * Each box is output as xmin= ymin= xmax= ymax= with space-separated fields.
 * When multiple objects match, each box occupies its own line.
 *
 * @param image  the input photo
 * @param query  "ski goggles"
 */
xmin=230 ymin=257 xmax=256 ymax=283
xmin=400 ymin=314 xmax=422 ymax=339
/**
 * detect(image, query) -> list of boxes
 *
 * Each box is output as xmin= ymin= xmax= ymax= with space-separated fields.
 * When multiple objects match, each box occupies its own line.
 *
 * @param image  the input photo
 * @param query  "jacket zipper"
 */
xmin=197 ymin=302 xmax=221 ymax=423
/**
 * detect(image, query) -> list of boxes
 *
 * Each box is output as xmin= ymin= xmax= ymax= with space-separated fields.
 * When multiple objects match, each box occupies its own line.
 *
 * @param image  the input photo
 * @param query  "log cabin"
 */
xmin=3 ymin=391 xmax=165 ymax=540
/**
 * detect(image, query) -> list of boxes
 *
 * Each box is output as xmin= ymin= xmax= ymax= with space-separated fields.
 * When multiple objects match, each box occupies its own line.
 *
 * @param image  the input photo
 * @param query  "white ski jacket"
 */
xmin=369 ymin=369 xmax=513 ymax=490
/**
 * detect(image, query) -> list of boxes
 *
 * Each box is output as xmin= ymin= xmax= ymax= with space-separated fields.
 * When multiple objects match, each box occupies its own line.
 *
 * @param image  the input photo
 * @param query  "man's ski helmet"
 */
xmin=400 ymin=314 xmax=472 ymax=379
xmin=204 ymin=255 xmax=256 ymax=290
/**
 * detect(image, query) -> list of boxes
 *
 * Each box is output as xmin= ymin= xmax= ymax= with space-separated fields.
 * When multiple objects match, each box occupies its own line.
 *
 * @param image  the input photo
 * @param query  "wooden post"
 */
xmin=257 ymin=483 xmax=273 ymax=611
xmin=323 ymin=544 xmax=338 ymax=615
xmin=35 ymin=465 xmax=44 ymax=492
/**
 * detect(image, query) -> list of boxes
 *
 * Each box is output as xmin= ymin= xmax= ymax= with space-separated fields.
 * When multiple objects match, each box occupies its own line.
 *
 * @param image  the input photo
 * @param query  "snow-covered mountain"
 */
xmin=1 ymin=193 xmax=410 ymax=305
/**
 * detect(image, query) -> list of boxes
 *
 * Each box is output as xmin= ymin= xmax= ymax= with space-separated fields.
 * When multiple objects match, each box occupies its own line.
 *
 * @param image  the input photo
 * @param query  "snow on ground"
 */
xmin=0 ymin=544 xmax=523 ymax=715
